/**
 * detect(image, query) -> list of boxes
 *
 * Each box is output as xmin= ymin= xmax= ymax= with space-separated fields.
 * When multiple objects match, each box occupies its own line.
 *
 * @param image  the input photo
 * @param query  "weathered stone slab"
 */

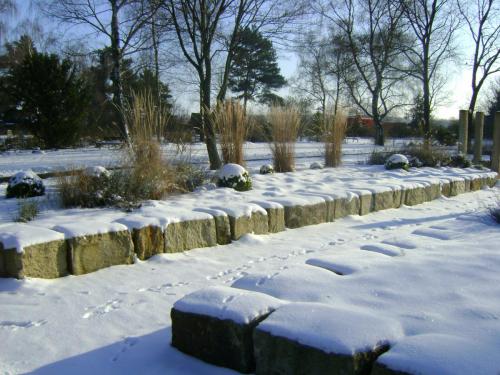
xmin=440 ymin=181 xmax=451 ymax=197
xmin=0 ymin=224 xmax=68 ymax=279
xmin=393 ymin=188 xmax=404 ymax=208
xmin=283 ymin=202 xmax=328 ymax=229
xmin=132 ymin=226 xmax=164 ymax=260
xmin=449 ymin=178 xmax=466 ymax=196
xmin=254 ymin=303 xmax=404 ymax=375
xmin=469 ymin=176 xmax=481 ymax=191
xmin=372 ymin=189 xmax=396 ymax=211
xmin=249 ymin=205 xmax=286 ymax=233
xmin=404 ymin=185 xmax=425 ymax=206
xmin=171 ymin=286 xmax=283 ymax=373
xmin=53 ymin=222 xmax=135 ymax=276
xmin=334 ymin=193 xmax=360 ymax=219
xmin=165 ymin=218 xmax=217 ymax=253
xmin=1 ymin=240 xmax=68 ymax=279
xmin=194 ymin=209 xmax=232 ymax=245
xmin=114 ymin=216 xmax=164 ymax=260
xmin=357 ymin=191 xmax=374 ymax=215
xmin=226 ymin=211 xmax=269 ymax=240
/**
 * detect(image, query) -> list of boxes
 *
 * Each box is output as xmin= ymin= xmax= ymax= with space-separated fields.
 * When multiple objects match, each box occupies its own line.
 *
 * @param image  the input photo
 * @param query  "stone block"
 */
xmin=214 ymin=214 xmax=232 ymax=245
xmin=66 ymin=230 xmax=134 ymax=275
xmin=373 ymin=189 xmax=395 ymax=211
xmin=404 ymin=186 xmax=425 ymax=206
xmin=228 ymin=211 xmax=269 ymax=240
xmin=423 ymin=183 xmax=441 ymax=202
xmin=393 ymin=188 xmax=404 ymax=208
xmin=265 ymin=207 xmax=285 ymax=233
xmin=165 ymin=218 xmax=217 ymax=253
xmin=470 ymin=177 xmax=482 ymax=191
xmin=131 ymin=225 xmax=164 ymax=260
xmin=171 ymin=286 xmax=283 ymax=373
xmin=358 ymin=192 xmax=373 ymax=215
xmin=283 ymin=202 xmax=328 ymax=229
xmin=0 ymin=240 xmax=68 ymax=279
xmin=253 ymin=303 xmax=404 ymax=375
xmin=334 ymin=194 xmax=360 ymax=219
xmin=449 ymin=179 xmax=466 ymax=196
xmin=441 ymin=181 xmax=451 ymax=197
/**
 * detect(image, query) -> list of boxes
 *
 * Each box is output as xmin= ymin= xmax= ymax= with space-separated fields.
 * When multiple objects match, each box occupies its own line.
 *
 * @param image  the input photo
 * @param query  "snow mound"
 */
xmin=257 ymin=302 xmax=404 ymax=355
xmin=173 ymin=286 xmax=284 ymax=324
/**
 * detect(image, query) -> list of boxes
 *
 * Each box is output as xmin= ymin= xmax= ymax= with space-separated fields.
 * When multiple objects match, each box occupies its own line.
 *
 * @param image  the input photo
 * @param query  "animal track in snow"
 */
xmin=82 ymin=299 xmax=122 ymax=319
xmin=360 ymin=244 xmax=403 ymax=257
xmin=0 ymin=320 xmax=47 ymax=331
xmin=112 ymin=337 xmax=139 ymax=362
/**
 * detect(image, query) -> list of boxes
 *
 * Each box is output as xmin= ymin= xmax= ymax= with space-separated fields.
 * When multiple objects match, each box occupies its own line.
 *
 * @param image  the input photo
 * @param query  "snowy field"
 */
xmin=0 ymin=138 xmax=426 ymax=177
xmin=1 ymin=186 xmax=499 ymax=374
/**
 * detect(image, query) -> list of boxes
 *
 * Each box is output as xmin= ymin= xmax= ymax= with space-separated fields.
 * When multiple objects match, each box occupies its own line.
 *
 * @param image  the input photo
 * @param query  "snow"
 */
xmin=52 ymin=221 xmax=129 ymax=239
xmin=376 ymin=333 xmax=500 ymax=375
xmin=0 ymin=223 xmax=65 ymax=253
xmin=84 ymin=166 xmax=110 ymax=178
xmin=173 ymin=286 xmax=283 ymax=324
xmin=256 ymin=302 xmax=404 ymax=355
xmin=218 ymin=163 xmax=247 ymax=180
xmin=0 ymin=188 xmax=499 ymax=374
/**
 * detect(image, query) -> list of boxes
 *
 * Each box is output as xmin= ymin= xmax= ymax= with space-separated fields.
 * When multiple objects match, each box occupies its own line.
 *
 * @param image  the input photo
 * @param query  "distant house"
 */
xmin=347 ymin=115 xmax=374 ymax=128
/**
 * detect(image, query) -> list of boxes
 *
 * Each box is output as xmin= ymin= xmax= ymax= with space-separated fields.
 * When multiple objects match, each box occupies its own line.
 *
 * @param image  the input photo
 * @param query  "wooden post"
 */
xmin=473 ymin=112 xmax=484 ymax=164
xmin=492 ymin=112 xmax=500 ymax=174
xmin=458 ymin=110 xmax=468 ymax=155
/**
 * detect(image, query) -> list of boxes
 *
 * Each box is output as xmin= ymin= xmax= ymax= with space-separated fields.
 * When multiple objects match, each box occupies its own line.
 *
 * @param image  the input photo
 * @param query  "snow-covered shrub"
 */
xmin=84 ymin=166 xmax=111 ymax=178
xmin=310 ymin=162 xmax=323 ymax=169
xmin=217 ymin=163 xmax=252 ymax=191
xmin=385 ymin=154 xmax=410 ymax=171
xmin=407 ymin=156 xmax=423 ymax=168
xmin=449 ymin=154 xmax=471 ymax=168
xmin=402 ymin=145 xmax=450 ymax=167
xmin=6 ymin=171 xmax=45 ymax=198
xmin=175 ymin=163 xmax=207 ymax=192
xmin=260 ymin=164 xmax=274 ymax=174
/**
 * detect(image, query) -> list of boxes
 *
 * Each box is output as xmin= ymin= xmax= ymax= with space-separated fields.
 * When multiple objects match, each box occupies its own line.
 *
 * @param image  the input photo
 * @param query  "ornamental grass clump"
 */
xmin=323 ymin=110 xmax=347 ymax=167
xmin=58 ymin=90 xmax=179 ymax=208
xmin=211 ymin=100 xmax=248 ymax=165
xmin=269 ymin=105 xmax=300 ymax=172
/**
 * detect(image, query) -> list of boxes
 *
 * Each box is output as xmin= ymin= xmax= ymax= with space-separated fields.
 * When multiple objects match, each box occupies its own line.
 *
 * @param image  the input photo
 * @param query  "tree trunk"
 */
xmin=467 ymin=91 xmax=478 ymax=153
xmin=200 ymin=64 xmax=221 ymax=169
xmin=372 ymin=89 xmax=384 ymax=146
xmin=110 ymin=0 xmax=129 ymax=143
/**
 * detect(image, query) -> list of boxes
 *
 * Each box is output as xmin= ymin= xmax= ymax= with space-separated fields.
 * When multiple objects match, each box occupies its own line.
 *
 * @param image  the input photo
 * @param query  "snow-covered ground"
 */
xmin=1 ymin=186 xmax=499 ymax=374
xmin=0 ymin=138 xmax=425 ymax=177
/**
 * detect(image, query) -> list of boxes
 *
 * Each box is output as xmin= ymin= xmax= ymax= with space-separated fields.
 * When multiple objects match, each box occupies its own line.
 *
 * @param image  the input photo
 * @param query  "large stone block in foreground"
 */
xmin=171 ymin=286 xmax=283 ymax=373
xmin=54 ymin=223 xmax=134 ymax=275
xmin=132 ymin=225 xmax=164 ymax=260
xmin=403 ymin=185 xmax=425 ymax=206
xmin=372 ymin=189 xmax=396 ymax=211
xmin=0 ymin=224 xmax=67 ymax=279
xmin=254 ymin=302 xmax=404 ymax=375
xmin=165 ymin=218 xmax=217 ymax=253
xmin=227 ymin=211 xmax=269 ymax=240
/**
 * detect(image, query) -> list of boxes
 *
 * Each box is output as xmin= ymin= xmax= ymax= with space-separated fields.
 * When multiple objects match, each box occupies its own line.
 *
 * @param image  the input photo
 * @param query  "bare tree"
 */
xmin=0 ymin=0 xmax=16 ymax=42
xmin=42 ymin=0 xmax=161 ymax=143
xmin=458 ymin=0 xmax=499 ymax=146
xmin=162 ymin=0 xmax=305 ymax=169
xmin=324 ymin=0 xmax=408 ymax=146
xmin=401 ymin=0 xmax=460 ymax=146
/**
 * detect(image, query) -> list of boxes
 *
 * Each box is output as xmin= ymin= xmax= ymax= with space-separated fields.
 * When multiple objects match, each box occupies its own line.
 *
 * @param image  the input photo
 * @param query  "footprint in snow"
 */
xmin=0 ymin=319 xmax=48 ymax=331
xmin=82 ymin=299 xmax=121 ymax=319
xmin=112 ymin=337 xmax=140 ymax=363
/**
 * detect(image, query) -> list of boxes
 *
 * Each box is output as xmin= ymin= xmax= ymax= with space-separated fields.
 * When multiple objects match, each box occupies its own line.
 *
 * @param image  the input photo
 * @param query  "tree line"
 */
xmin=0 ymin=0 xmax=498 ymax=167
